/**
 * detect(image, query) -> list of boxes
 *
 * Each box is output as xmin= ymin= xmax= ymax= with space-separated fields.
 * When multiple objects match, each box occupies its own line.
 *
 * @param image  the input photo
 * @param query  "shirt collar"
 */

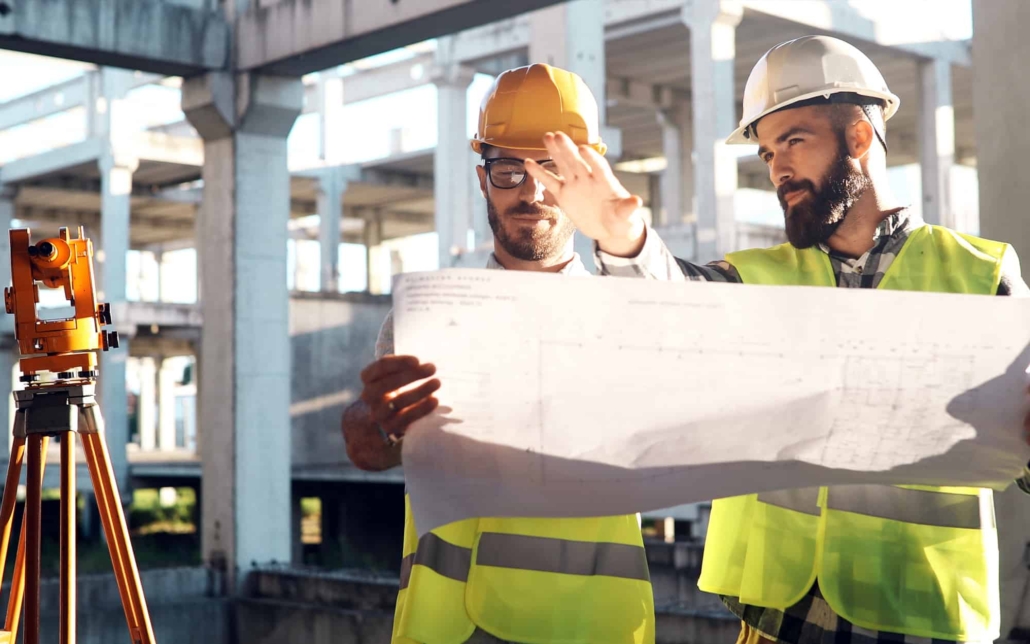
xmin=817 ymin=208 xmax=921 ymax=256
xmin=485 ymin=253 xmax=591 ymax=276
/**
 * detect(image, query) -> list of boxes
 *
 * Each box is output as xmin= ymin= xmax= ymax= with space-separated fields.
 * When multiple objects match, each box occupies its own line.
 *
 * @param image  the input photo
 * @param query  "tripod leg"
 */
xmin=0 ymin=434 xmax=26 ymax=587
xmin=5 ymin=512 xmax=28 ymax=639
xmin=81 ymin=426 xmax=154 ymax=644
xmin=60 ymin=436 xmax=76 ymax=644
xmin=23 ymin=435 xmax=49 ymax=644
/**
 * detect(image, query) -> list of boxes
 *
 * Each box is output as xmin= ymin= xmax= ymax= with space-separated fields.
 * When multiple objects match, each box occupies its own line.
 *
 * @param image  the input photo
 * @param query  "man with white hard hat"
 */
xmin=525 ymin=35 xmax=1030 ymax=644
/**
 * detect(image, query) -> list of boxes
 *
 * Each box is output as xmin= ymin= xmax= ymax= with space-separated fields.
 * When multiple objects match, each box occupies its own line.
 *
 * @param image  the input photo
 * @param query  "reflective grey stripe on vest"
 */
xmin=399 ymin=532 xmax=473 ymax=590
xmin=826 ymin=485 xmax=987 ymax=530
xmin=757 ymin=488 xmax=821 ymax=516
xmin=475 ymin=532 xmax=650 ymax=582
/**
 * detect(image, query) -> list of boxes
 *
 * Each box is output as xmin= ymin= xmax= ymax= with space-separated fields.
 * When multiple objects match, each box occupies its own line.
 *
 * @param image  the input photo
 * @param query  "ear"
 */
xmin=475 ymin=165 xmax=488 ymax=199
xmin=848 ymin=118 xmax=875 ymax=159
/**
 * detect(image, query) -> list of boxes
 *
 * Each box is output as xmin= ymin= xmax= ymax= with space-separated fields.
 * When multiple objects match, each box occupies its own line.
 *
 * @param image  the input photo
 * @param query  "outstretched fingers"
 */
xmin=524 ymin=159 xmax=564 ymax=195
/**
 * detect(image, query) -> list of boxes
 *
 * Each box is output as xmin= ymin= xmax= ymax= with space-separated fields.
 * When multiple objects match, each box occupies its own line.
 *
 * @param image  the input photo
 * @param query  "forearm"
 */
xmin=594 ymin=226 xmax=741 ymax=283
xmin=342 ymin=400 xmax=402 ymax=471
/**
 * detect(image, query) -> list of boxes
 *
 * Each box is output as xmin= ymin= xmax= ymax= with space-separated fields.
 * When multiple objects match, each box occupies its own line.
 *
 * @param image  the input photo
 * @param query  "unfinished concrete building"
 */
xmin=0 ymin=0 xmax=1027 ymax=642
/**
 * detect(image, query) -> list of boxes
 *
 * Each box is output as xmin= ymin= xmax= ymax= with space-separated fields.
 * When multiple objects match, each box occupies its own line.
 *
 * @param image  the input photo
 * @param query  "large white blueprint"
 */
xmin=392 ymin=270 xmax=1030 ymax=535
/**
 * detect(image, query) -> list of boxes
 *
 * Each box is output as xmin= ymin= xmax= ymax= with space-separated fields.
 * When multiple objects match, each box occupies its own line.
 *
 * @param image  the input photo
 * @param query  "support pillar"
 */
xmin=658 ymin=101 xmax=695 ymax=229
xmin=291 ymin=489 xmax=303 ymax=565
xmin=432 ymin=44 xmax=476 ymax=269
xmin=317 ymin=169 xmax=348 ymax=293
xmin=157 ymin=357 xmax=178 ymax=451
xmin=0 ymin=187 xmax=14 ymax=455
xmin=918 ymin=58 xmax=955 ymax=229
xmin=363 ymin=211 xmax=384 ymax=294
xmin=138 ymin=357 xmax=157 ymax=451
xmin=529 ymin=0 xmax=621 ymax=272
xmin=686 ymin=0 xmax=742 ymax=262
xmin=183 ymin=72 xmax=303 ymax=587
xmin=98 ymin=153 xmax=136 ymax=499
xmin=154 ymin=250 xmax=165 ymax=303
xmin=972 ymin=3 xmax=1030 ymax=634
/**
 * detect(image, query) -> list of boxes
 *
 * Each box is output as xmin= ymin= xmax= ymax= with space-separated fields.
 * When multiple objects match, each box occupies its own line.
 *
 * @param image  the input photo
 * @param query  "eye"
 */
xmin=788 ymin=137 xmax=803 ymax=147
xmin=762 ymin=152 xmax=773 ymax=164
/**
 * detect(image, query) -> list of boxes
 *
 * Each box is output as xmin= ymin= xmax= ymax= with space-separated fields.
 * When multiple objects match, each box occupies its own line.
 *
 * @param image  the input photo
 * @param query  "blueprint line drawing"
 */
xmin=392 ymin=269 xmax=1030 ymax=535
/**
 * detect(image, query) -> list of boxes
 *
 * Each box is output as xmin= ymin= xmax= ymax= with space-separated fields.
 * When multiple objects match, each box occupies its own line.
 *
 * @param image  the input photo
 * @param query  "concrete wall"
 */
xmin=238 ymin=561 xmax=737 ymax=644
xmin=0 ymin=567 xmax=229 ymax=644
xmin=972 ymin=2 xmax=1030 ymax=637
xmin=290 ymin=293 xmax=392 ymax=469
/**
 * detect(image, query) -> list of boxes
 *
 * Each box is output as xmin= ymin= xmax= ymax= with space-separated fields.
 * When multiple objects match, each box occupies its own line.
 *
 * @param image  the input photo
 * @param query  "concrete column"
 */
xmin=317 ymin=169 xmax=347 ymax=293
xmin=154 ymin=250 xmax=164 ymax=303
xmin=98 ymin=153 xmax=136 ymax=498
xmin=530 ymin=0 xmax=621 ymax=272
xmin=918 ymin=58 xmax=955 ymax=229
xmin=138 ymin=357 xmax=157 ymax=451
xmin=182 ymin=72 xmax=303 ymax=587
xmin=973 ymin=3 xmax=1030 ymax=634
xmin=363 ymin=212 xmax=385 ymax=294
xmin=658 ymin=101 xmax=695 ymax=229
xmin=157 ymin=357 xmax=178 ymax=451
xmin=291 ymin=489 xmax=303 ymax=565
xmin=685 ymin=0 xmax=742 ymax=262
xmin=431 ymin=48 xmax=476 ymax=270
xmin=0 ymin=188 xmax=14 ymax=454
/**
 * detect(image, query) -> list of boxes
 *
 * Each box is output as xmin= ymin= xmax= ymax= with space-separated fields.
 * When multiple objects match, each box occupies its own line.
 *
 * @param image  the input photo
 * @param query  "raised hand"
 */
xmin=525 ymin=131 xmax=647 ymax=257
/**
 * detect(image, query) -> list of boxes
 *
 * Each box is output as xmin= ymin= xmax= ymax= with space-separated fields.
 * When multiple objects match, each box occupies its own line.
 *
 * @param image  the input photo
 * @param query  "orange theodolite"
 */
xmin=4 ymin=226 xmax=118 ymax=380
xmin=0 ymin=226 xmax=154 ymax=644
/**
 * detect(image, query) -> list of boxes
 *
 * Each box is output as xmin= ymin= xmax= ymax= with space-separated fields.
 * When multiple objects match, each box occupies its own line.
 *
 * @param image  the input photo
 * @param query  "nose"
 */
xmin=519 ymin=171 xmax=547 ymax=202
xmin=769 ymin=156 xmax=794 ymax=188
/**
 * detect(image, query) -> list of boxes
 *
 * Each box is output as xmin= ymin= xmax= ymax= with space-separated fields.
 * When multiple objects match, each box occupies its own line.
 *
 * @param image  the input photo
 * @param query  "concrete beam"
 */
xmin=608 ymin=77 xmax=683 ymax=111
xmin=450 ymin=0 xmax=682 ymax=65
xmin=343 ymin=54 xmax=435 ymax=105
xmin=739 ymin=0 xmax=972 ymax=67
xmin=0 ymin=71 xmax=166 ymax=131
xmin=237 ymin=0 xmax=566 ymax=76
xmin=0 ymin=76 xmax=87 ymax=131
xmin=0 ymin=139 xmax=104 ymax=185
xmin=0 ymin=0 xmax=230 ymax=76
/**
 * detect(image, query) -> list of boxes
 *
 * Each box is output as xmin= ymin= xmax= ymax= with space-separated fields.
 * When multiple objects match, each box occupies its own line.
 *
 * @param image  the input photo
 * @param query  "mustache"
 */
xmin=505 ymin=202 xmax=559 ymax=217
xmin=777 ymin=179 xmax=815 ymax=207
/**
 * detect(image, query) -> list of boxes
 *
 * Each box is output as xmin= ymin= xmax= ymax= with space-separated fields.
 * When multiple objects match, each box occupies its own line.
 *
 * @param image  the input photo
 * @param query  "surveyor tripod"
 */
xmin=0 ymin=379 xmax=155 ymax=644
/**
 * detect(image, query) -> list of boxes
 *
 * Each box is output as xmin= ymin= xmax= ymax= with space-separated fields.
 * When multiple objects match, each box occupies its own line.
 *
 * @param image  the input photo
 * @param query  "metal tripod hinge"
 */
xmin=13 ymin=383 xmax=103 ymax=439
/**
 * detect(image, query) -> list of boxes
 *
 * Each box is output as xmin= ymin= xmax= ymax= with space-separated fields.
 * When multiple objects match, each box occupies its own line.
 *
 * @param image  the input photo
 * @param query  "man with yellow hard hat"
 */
xmin=525 ymin=36 xmax=1030 ymax=644
xmin=340 ymin=63 xmax=655 ymax=644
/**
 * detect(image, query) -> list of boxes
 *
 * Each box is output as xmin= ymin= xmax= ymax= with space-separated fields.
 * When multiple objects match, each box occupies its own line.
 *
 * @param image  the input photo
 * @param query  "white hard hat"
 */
xmin=728 ymin=35 xmax=900 ymax=145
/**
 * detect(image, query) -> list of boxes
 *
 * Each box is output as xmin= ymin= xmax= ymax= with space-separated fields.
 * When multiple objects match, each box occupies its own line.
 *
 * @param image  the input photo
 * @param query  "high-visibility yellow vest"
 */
xmin=699 ymin=225 xmax=1008 ymax=641
xmin=393 ymin=495 xmax=655 ymax=644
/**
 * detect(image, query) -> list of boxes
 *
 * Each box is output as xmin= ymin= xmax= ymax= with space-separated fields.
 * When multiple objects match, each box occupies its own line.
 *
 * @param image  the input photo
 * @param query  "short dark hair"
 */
xmin=479 ymin=143 xmax=495 ymax=160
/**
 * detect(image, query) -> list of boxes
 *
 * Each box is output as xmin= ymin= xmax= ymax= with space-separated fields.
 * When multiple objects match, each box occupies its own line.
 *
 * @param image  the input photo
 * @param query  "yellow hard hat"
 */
xmin=729 ymin=35 xmax=900 ymax=145
xmin=470 ymin=63 xmax=607 ymax=156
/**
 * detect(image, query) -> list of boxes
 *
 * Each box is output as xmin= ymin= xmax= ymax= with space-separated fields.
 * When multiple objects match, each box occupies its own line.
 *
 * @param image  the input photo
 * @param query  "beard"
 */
xmin=778 ymin=139 xmax=871 ymax=249
xmin=486 ymin=198 xmax=576 ymax=261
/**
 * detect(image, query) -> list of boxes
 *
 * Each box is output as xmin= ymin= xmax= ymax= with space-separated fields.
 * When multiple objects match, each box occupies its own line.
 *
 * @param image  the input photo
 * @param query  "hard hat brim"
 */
xmin=470 ymin=138 xmax=607 ymax=157
xmin=726 ymin=87 xmax=900 ymax=145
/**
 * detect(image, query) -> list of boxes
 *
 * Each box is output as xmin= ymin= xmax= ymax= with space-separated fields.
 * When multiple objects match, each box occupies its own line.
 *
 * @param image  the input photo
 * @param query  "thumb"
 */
xmin=614 ymin=195 xmax=643 ymax=221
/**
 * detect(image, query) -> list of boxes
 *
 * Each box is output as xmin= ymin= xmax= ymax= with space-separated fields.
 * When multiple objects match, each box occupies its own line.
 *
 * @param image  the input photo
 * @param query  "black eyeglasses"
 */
xmin=483 ymin=157 xmax=561 ymax=189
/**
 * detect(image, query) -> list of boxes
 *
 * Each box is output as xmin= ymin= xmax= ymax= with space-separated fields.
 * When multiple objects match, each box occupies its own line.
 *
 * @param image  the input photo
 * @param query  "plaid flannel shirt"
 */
xmin=596 ymin=211 xmax=1030 ymax=644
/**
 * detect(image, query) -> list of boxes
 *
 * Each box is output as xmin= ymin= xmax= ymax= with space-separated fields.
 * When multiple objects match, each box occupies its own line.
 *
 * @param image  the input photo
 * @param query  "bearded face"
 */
xmin=776 ymin=134 xmax=871 ymax=249
xmin=485 ymin=187 xmax=576 ymax=261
